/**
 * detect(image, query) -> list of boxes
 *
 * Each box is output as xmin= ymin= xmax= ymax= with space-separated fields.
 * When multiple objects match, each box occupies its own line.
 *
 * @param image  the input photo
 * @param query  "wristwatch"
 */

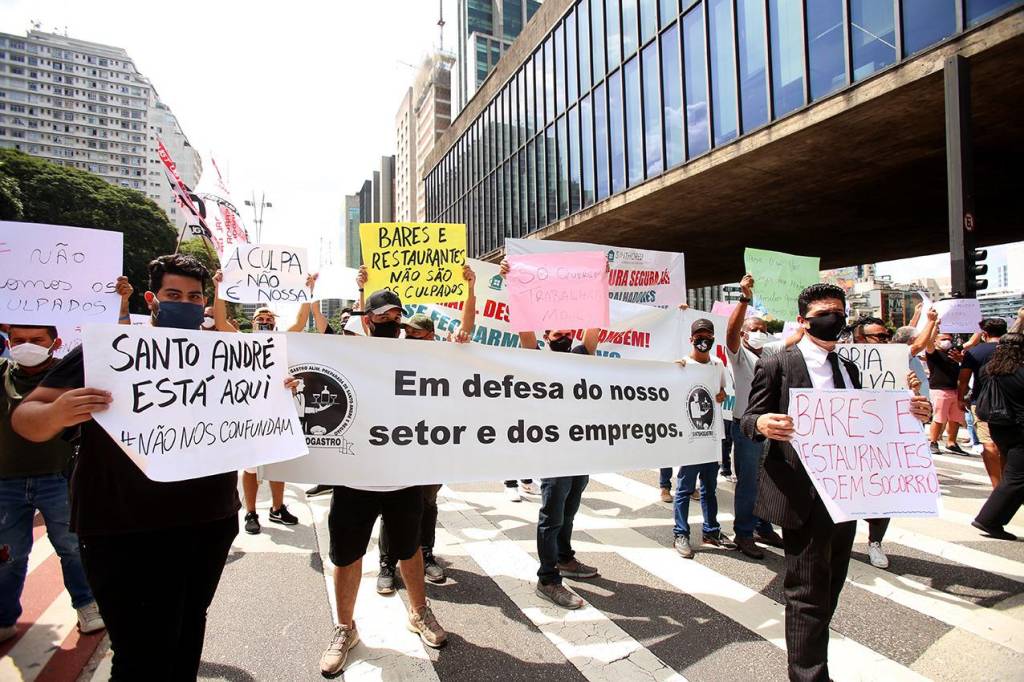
xmin=738 ymin=295 xmax=751 ymax=304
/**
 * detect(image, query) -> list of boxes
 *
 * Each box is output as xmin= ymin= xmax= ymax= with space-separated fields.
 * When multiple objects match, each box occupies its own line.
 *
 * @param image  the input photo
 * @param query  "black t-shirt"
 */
xmin=40 ymin=347 xmax=240 ymax=537
xmin=926 ymin=349 xmax=960 ymax=390
xmin=962 ymin=342 xmax=997 ymax=403
xmin=991 ymin=367 xmax=1024 ymax=427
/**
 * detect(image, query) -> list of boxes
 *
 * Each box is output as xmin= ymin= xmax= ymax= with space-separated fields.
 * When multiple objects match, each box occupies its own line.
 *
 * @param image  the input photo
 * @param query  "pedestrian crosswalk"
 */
xmin=7 ymin=455 xmax=1024 ymax=681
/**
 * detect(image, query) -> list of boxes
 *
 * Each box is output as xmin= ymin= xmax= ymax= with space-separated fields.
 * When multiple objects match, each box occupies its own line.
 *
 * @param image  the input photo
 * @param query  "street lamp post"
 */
xmin=244 ymin=192 xmax=273 ymax=243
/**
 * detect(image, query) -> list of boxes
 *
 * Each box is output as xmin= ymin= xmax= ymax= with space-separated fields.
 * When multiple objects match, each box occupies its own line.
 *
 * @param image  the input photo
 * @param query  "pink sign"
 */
xmin=507 ymin=251 xmax=610 ymax=332
xmin=711 ymin=301 xmax=754 ymax=319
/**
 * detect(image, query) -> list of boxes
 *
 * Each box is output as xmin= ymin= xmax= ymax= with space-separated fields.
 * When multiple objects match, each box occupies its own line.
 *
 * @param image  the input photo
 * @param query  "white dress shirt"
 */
xmin=797 ymin=335 xmax=854 ymax=389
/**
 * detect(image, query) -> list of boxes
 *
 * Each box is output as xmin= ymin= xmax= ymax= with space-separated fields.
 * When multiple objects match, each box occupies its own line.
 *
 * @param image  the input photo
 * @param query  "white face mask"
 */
xmin=201 ymin=316 xmax=216 ymax=330
xmin=10 ymin=342 xmax=53 ymax=368
xmin=937 ymin=339 xmax=953 ymax=351
xmin=745 ymin=331 xmax=771 ymax=350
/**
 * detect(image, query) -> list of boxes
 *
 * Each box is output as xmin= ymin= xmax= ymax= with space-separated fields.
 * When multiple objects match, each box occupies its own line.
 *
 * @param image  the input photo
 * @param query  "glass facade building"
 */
xmin=427 ymin=0 xmax=1022 ymax=258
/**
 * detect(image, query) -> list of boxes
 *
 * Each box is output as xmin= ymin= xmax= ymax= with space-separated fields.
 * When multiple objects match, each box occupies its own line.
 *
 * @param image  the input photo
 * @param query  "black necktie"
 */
xmin=826 ymin=352 xmax=847 ymax=389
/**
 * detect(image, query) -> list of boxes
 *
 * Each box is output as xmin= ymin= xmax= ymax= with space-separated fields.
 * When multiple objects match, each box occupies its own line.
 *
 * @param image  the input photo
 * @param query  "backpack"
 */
xmin=974 ymin=367 xmax=1015 ymax=426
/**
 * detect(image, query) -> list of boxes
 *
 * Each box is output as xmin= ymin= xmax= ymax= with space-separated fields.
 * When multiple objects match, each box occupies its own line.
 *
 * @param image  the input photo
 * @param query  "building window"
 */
xmin=607 ymin=0 xmax=622 ymax=67
xmin=608 ymin=69 xmax=626 ymax=192
xmin=555 ymin=24 xmax=566 ymax=116
xmin=594 ymin=81 xmax=611 ymax=199
xmin=641 ymin=42 xmax=663 ymax=177
xmin=641 ymin=0 xmax=659 ymax=43
xmin=545 ymin=36 xmax=556 ymax=123
xmin=769 ymin=0 xmax=805 ymax=117
xmin=557 ymin=115 xmax=569 ymax=217
xmin=709 ymin=0 xmax=738 ymax=145
xmin=737 ymin=0 xmax=769 ymax=132
xmin=807 ymin=0 xmax=846 ymax=100
xmin=623 ymin=0 xmax=640 ymax=57
xmin=525 ymin=57 xmax=535 ymax=138
xmin=683 ymin=6 xmax=710 ymax=157
xmin=850 ymin=0 xmax=895 ymax=81
xmin=581 ymin=94 xmax=596 ymax=206
xmin=567 ymin=11 xmax=579 ymax=106
xmin=662 ymin=22 xmax=684 ymax=167
xmin=902 ymin=0 xmax=956 ymax=57
xmin=527 ymin=138 xmax=537 ymax=229
xmin=568 ymin=106 xmax=581 ymax=212
xmin=536 ymin=131 xmax=548 ymax=225
xmin=967 ymin=0 xmax=1021 ymax=27
xmin=535 ymin=50 xmax=547 ymax=128
xmin=592 ymin=0 xmax=607 ymax=82
xmin=545 ymin=124 xmax=558 ymax=219
xmin=579 ymin=2 xmax=592 ymax=93
xmin=624 ymin=56 xmax=644 ymax=186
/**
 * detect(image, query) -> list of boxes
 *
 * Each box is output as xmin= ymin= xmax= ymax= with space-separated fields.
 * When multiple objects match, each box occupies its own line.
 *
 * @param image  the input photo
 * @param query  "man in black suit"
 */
xmin=741 ymin=283 xmax=932 ymax=682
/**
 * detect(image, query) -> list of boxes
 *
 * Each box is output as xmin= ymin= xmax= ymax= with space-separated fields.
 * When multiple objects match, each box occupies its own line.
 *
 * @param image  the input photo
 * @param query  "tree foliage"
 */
xmin=0 ymin=149 xmax=178 ymax=312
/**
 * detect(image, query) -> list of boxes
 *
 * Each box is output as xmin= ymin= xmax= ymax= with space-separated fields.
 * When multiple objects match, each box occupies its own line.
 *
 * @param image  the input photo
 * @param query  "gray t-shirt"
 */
xmin=726 ymin=340 xmax=784 ymax=419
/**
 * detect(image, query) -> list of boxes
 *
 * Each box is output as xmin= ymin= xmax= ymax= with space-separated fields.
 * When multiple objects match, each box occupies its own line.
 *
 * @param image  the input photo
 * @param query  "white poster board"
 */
xmin=788 ymin=388 xmax=939 ymax=523
xmin=505 ymin=238 xmax=686 ymax=308
xmin=836 ymin=344 xmax=909 ymax=390
xmin=933 ymin=298 xmax=982 ymax=334
xmin=83 ymin=324 xmax=307 ymax=481
xmin=265 ymin=334 xmax=721 ymax=487
xmin=0 ymin=221 xmax=122 ymax=326
xmin=218 ymin=244 xmax=311 ymax=304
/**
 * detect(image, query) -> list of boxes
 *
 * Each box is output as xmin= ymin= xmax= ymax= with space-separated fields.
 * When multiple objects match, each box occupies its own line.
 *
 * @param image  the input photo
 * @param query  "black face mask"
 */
xmin=548 ymin=335 xmax=574 ymax=353
xmin=806 ymin=311 xmax=847 ymax=342
xmin=693 ymin=337 xmax=714 ymax=353
xmin=370 ymin=320 xmax=401 ymax=338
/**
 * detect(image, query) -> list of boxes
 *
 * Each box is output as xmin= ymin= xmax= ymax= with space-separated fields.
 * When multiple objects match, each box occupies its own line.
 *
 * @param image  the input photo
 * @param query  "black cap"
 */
xmin=366 ymin=289 xmax=402 ymax=315
xmin=691 ymin=318 xmax=715 ymax=335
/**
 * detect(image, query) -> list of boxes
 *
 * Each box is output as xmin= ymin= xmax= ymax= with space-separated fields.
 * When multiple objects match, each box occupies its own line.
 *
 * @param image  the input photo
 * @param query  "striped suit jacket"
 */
xmin=739 ymin=346 xmax=861 ymax=530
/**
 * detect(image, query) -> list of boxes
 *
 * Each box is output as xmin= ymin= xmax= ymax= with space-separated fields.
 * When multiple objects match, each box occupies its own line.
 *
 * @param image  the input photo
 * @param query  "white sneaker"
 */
xmin=77 ymin=602 xmax=105 ymax=634
xmin=868 ymin=542 xmax=889 ymax=569
xmin=505 ymin=486 xmax=521 ymax=502
xmin=520 ymin=482 xmax=540 ymax=496
xmin=0 ymin=624 xmax=16 ymax=643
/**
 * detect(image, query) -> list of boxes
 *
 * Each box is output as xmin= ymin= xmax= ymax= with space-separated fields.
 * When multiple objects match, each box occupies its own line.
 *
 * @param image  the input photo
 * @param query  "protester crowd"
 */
xmin=1 ymin=246 xmax=1023 ymax=682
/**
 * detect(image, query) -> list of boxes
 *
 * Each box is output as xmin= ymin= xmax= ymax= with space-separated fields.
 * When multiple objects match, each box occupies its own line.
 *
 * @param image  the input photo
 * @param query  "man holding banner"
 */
xmin=12 ymin=254 xmax=298 ymax=679
xmin=741 ymin=283 xmax=932 ymax=682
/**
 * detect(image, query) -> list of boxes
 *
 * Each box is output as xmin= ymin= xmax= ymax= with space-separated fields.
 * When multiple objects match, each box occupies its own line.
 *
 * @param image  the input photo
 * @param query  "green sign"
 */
xmin=744 ymin=248 xmax=821 ymax=320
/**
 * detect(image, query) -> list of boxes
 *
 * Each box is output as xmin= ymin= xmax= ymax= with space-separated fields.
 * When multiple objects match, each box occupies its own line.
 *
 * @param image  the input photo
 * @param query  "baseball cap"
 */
xmin=402 ymin=313 xmax=435 ymax=333
xmin=691 ymin=318 xmax=715 ymax=335
xmin=366 ymin=289 xmax=402 ymax=315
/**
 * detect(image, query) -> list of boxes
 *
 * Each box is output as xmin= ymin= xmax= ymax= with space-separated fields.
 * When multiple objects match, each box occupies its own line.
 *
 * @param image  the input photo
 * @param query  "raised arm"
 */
xmin=581 ymin=328 xmax=601 ymax=355
xmin=357 ymin=266 xmax=369 ymax=335
xmin=908 ymin=302 xmax=923 ymax=329
xmin=726 ymin=274 xmax=753 ymax=353
xmin=921 ymin=308 xmax=939 ymax=355
xmin=962 ymin=331 xmax=982 ymax=351
xmin=311 ymin=300 xmax=329 ymax=333
xmin=459 ymin=264 xmax=477 ymax=337
xmin=115 ymin=276 xmax=133 ymax=324
xmin=286 ymin=274 xmax=318 ymax=332
xmin=211 ymin=271 xmax=237 ymax=332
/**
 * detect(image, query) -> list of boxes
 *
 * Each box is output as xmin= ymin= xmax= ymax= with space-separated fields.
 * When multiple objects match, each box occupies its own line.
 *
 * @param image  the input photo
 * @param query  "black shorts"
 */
xmin=328 ymin=486 xmax=424 ymax=567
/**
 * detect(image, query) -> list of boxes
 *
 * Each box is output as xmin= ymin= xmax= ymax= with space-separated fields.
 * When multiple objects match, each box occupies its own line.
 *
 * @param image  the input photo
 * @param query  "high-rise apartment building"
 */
xmin=395 ymin=88 xmax=416 ymax=221
xmin=457 ymin=1 xmax=542 ymax=110
xmin=0 ymin=30 xmax=201 ymax=229
xmin=343 ymin=157 xmax=395 ymax=266
xmin=343 ymin=194 xmax=360 ymax=268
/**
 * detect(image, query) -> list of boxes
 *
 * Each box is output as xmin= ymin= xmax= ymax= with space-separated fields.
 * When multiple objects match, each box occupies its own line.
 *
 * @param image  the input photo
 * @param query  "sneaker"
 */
xmin=505 ymin=485 xmax=521 ymax=502
xmin=929 ymin=442 xmax=941 ymax=455
xmin=269 ymin=504 xmax=299 ymax=525
xmin=659 ymin=487 xmax=673 ymax=503
xmin=376 ymin=564 xmax=397 ymax=594
xmin=408 ymin=603 xmax=447 ymax=648
xmin=535 ymin=581 xmax=584 ymax=609
xmin=735 ymin=536 xmax=765 ymax=560
xmin=720 ymin=470 xmax=733 ymax=479
xmin=945 ymin=443 xmax=970 ymax=456
xmin=972 ymin=520 xmax=1018 ymax=541
xmin=244 ymin=511 xmax=260 ymax=535
xmin=520 ymin=481 xmax=541 ymax=496
xmin=674 ymin=535 xmax=694 ymax=559
xmin=320 ymin=623 xmax=359 ymax=677
xmin=868 ymin=542 xmax=889 ymax=569
xmin=0 ymin=624 xmax=15 ymax=643
xmin=423 ymin=553 xmax=446 ymax=584
xmin=702 ymin=531 xmax=737 ymax=550
xmin=556 ymin=558 xmax=599 ymax=579
xmin=753 ymin=528 xmax=785 ymax=549
xmin=76 ymin=602 xmax=105 ymax=634
xmin=305 ymin=484 xmax=333 ymax=498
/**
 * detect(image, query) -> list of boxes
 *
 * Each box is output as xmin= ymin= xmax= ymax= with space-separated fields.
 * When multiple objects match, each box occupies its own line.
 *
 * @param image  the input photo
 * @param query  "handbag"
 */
xmin=974 ymin=368 xmax=1014 ymax=426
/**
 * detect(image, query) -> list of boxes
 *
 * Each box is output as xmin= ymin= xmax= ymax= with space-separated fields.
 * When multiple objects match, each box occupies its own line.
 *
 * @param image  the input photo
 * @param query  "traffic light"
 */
xmin=967 ymin=248 xmax=988 ymax=295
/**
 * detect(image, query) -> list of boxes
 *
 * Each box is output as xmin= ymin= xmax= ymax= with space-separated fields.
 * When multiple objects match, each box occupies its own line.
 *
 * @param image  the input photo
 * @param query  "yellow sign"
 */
xmin=359 ymin=223 xmax=468 ymax=304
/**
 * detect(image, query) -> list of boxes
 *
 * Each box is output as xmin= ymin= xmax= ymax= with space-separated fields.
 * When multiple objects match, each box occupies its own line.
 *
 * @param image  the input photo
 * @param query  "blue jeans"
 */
xmin=672 ymin=461 xmax=721 ymax=537
xmin=731 ymin=419 xmax=775 ymax=539
xmin=0 ymin=474 xmax=95 ymax=626
xmin=663 ymin=434 xmax=734 ymax=490
xmin=537 ymin=475 xmax=588 ymax=585
xmin=659 ymin=467 xmax=673 ymax=489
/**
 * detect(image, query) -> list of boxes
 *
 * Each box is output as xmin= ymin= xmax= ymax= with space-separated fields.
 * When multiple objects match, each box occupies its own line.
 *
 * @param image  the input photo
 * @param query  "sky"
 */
xmin=3 ymin=1 xmax=1020 ymax=287
xmin=2 ymin=0 xmax=458 ymax=265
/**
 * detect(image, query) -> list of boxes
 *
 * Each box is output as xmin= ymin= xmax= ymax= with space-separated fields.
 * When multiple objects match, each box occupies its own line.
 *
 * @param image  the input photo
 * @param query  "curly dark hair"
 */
xmin=147 ymin=254 xmax=210 ymax=293
xmin=798 ymin=283 xmax=846 ymax=316
xmin=986 ymin=332 xmax=1024 ymax=376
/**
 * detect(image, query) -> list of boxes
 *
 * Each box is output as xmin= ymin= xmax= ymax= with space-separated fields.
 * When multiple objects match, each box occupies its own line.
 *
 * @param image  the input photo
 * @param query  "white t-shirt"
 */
xmin=796 ymin=335 xmax=854 ymax=389
xmin=689 ymin=355 xmax=728 ymax=439
xmin=727 ymin=339 xmax=785 ymax=419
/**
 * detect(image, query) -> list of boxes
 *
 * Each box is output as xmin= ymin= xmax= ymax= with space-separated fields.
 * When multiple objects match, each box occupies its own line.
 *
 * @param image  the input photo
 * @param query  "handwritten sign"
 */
xmin=0 ymin=221 xmax=122 ymax=327
xmin=506 ymin=238 xmax=686 ymax=308
xmin=83 ymin=324 xmax=307 ymax=481
xmin=933 ymin=298 xmax=982 ymax=334
xmin=744 ymin=248 xmax=820 ymax=320
xmin=218 ymin=244 xmax=311 ymax=304
xmin=506 ymin=252 xmax=610 ymax=332
xmin=789 ymin=388 xmax=940 ymax=523
xmin=711 ymin=301 xmax=755 ymax=319
xmin=836 ymin=344 xmax=909 ymax=390
xmin=360 ymin=223 xmax=467 ymax=304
